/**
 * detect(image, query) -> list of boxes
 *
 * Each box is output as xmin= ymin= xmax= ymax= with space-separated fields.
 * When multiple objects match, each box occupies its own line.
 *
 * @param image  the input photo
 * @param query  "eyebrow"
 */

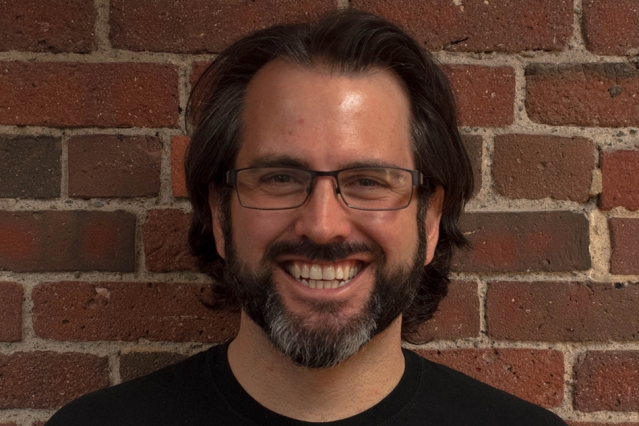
xmin=247 ymin=155 xmax=406 ymax=170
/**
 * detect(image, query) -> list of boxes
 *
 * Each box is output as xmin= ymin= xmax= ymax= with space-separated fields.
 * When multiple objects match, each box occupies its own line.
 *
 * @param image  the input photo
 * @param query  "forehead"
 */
xmin=237 ymin=60 xmax=414 ymax=170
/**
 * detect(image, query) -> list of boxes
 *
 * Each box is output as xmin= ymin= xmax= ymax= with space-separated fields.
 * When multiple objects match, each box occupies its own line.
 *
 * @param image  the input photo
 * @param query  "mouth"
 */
xmin=282 ymin=260 xmax=364 ymax=290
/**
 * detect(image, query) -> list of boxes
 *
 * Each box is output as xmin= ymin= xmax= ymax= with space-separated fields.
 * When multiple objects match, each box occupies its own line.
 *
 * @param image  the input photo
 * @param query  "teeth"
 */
xmin=335 ymin=266 xmax=344 ymax=280
xmin=310 ymin=265 xmax=322 ymax=280
xmin=323 ymin=265 xmax=335 ymax=280
xmin=308 ymin=279 xmax=316 ymax=289
xmin=292 ymin=263 xmax=301 ymax=279
xmin=301 ymin=264 xmax=310 ymax=279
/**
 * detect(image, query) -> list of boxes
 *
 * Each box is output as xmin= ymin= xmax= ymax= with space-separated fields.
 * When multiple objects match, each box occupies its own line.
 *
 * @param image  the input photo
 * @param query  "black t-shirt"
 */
xmin=46 ymin=343 xmax=567 ymax=425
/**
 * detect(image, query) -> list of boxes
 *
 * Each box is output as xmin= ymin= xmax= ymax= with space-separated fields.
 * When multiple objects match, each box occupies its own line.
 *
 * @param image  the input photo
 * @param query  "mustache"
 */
xmin=263 ymin=240 xmax=384 ymax=263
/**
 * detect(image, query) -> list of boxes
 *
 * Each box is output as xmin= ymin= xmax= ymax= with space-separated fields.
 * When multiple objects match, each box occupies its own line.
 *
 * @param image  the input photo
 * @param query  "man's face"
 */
xmin=210 ymin=61 xmax=441 ymax=367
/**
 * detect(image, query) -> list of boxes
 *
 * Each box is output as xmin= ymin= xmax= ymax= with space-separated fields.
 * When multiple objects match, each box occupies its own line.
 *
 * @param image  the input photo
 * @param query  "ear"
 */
xmin=208 ymin=183 xmax=226 ymax=259
xmin=424 ymin=185 xmax=444 ymax=266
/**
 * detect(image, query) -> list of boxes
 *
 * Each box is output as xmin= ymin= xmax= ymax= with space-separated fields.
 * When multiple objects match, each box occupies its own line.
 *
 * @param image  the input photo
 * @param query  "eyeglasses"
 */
xmin=225 ymin=166 xmax=428 ymax=211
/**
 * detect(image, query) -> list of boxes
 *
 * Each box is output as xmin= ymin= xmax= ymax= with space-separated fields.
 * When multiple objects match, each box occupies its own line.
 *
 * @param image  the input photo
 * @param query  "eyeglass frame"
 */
xmin=224 ymin=166 xmax=432 ymax=211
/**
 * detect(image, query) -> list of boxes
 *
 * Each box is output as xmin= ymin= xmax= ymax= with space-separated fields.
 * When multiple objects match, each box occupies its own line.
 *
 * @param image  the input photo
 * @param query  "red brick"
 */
xmin=190 ymin=61 xmax=211 ymax=88
xmin=0 ymin=351 xmax=108 ymax=409
xmin=143 ymin=209 xmax=196 ymax=272
xmin=493 ymin=134 xmax=595 ymax=202
xmin=68 ymin=135 xmax=162 ymax=198
xmin=445 ymin=65 xmax=515 ymax=127
xmin=412 ymin=280 xmax=479 ymax=341
xmin=0 ymin=211 xmax=136 ymax=272
xmin=462 ymin=135 xmax=482 ymax=198
xmin=0 ymin=136 xmax=61 ymax=199
xmin=526 ymin=63 xmax=639 ymax=127
xmin=601 ymin=150 xmax=639 ymax=211
xmin=609 ymin=218 xmax=639 ymax=274
xmin=416 ymin=349 xmax=564 ymax=408
xmin=110 ymin=0 xmax=335 ymax=53
xmin=0 ymin=0 xmax=95 ymax=53
xmin=0 ymin=423 xmax=16 ymax=426
xmin=452 ymin=212 xmax=591 ymax=272
xmin=574 ymin=351 xmax=639 ymax=412
xmin=582 ymin=0 xmax=639 ymax=55
xmin=171 ymin=136 xmax=189 ymax=198
xmin=487 ymin=281 xmax=639 ymax=342
xmin=120 ymin=351 xmax=189 ymax=382
xmin=0 ymin=62 xmax=178 ymax=127
xmin=0 ymin=282 xmax=22 ymax=341
xmin=354 ymin=0 xmax=572 ymax=53
xmin=32 ymin=282 xmax=239 ymax=343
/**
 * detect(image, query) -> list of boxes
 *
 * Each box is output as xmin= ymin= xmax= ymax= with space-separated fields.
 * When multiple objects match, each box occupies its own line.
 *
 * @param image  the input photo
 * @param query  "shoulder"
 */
xmin=46 ymin=347 xmax=218 ymax=426
xmin=405 ymin=350 xmax=568 ymax=425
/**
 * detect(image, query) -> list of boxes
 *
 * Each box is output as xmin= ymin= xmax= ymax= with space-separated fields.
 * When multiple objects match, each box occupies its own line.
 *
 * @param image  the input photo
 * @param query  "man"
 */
xmin=47 ymin=10 xmax=567 ymax=425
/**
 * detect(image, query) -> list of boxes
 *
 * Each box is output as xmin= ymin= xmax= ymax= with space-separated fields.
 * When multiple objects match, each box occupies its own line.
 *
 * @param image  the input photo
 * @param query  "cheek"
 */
xmin=359 ymin=208 xmax=419 ymax=261
xmin=231 ymin=205 xmax=295 ymax=258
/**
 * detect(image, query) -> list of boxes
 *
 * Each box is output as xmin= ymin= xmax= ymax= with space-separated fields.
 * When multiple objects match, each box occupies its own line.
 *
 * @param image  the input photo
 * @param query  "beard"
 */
xmin=222 ymin=227 xmax=426 ymax=369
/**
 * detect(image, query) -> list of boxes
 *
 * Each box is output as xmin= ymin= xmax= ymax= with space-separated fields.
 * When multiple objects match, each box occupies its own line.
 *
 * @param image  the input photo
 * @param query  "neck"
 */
xmin=227 ymin=312 xmax=405 ymax=422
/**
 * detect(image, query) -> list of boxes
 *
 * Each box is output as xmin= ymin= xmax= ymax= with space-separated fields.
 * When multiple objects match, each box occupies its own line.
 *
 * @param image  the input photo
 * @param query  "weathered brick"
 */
xmin=171 ymin=136 xmax=189 ymax=198
xmin=445 ymin=65 xmax=515 ymax=127
xmin=32 ymin=282 xmax=239 ymax=343
xmin=144 ymin=209 xmax=196 ymax=272
xmin=354 ymin=0 xmax=572 ymax=53
xmin=0 ymin=62 xmax=178 ymax=127
xmin=609 ymin=218 xmax=639 ymax=274
xmin=0 ymin=0 xmax=95 ymax=53
xmin=120 ymin=351 xmax=189 ymax=382
xmin=493 ymin=134 xmax=595 ymax=202
xmin=0 ymin=422 xmax=17 ymax=426
xmin=526 ymin=63 xmax=639 ymax=127
xmin=110 ymin=0 xmax=335 ymax=53
xmin=582 ymin=0 xmax=639 ymax=55
xmin=416 ymin=349 xmax=564 ymax=408
xmin=190 ymin=61 xmax=210 ymax=88
xmin=0 ymin=211 xmax=136 ymax=272
xmin=68 ymin=135 xmax=162 ymax=198
xmin=452 ymin=212 xmax=591 ymax=272
xmin=0 ymin=282 xmax=22 ymax=341
xmin=601 ymin=150 xmax=639 ymax=211
xmin=0 ymin=136 xmax=61 ymax=199
xmin=412 ymin=280 xmax=479 ymax=341
xmin=487 ymin=281 xmax=639 ymax=341
xmin=462 ymin=135 xmax=482 ymax=198
xmin=574 ymin=351 xmax=639 ymax=412
xmin=0 ymin=351 xmax=108 ymax=409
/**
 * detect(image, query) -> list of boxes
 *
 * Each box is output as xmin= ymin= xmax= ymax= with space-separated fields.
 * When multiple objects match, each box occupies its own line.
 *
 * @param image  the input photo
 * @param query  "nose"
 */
xmin=293 ymin=176 xmax=352 ymax=244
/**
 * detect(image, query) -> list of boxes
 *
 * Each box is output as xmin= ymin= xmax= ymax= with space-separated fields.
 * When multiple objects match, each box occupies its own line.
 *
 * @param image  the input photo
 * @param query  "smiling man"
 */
xmin=47 ymin=10 xmax=567 ymax=426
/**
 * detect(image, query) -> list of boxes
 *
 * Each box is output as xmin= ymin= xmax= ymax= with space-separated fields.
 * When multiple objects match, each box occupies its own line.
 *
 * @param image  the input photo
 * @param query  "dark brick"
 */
xmin=0 ymin=210 xmax=136 ymax=272
xmin=412 ymin=280 xmax=479 ymax=341
xmin=144 ymin=209 xmax=196 ymax=272
xmin=0 ymin=282 xmax=22 ymax=341
xmin=487 ymin=281 xmax=639 ymax=342
xmin=452 ymin=212 xmax=591 ymax=272
xmin=601 ymin=150 xmax=639 ymax=211
xmin=462 ymin=135 xmax=482 ymax=198
xmin=416 ymin=349 xmax=564 ymax=408
xmin=582 ymin=0 xmax=639 ymax=55
xmin=110 ymin=0 xmax=335 ymax=53
xmin=0 ymin=136 xmax=61 ymax=199
xmin=0 ymin=351 xmax=108 ymax=409
xmin=0 ymin=62 xmax=178 ymax=127
xmin=0 ymin=0 xmax=95 ymax=53
xmin=171 ymin=136 xmax=189 ymax=198
xmin=68 ymin=135 xmax=162 ymax=198
xmin=526 ymin=63 xmax=639 ymax=127
xmin=493 ymin=134 xmax=595 ymax=202
xmin=32 ymin=282 xmax=239 ymax=343
xmin=120 ymin=351 xmax=189 ymax=382
xmin=354 ymin=0 xmax=572 ymax=53
xmin=574 ymin=351 xmax=639 ymax=412
xmin=609 ymin=218 xmax=639 ymax=274
xmin=445 ymin=65 xmax=515 ymax=127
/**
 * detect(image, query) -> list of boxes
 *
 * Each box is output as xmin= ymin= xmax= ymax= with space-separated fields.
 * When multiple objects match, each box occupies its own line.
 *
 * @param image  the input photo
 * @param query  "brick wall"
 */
xmin=0 ymin=0 xmax=638 ymax=424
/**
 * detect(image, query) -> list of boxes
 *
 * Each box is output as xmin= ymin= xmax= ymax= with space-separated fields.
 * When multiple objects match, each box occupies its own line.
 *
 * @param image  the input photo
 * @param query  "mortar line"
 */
xmin=94 ymin=0 xmax=112 ymax=52
xmin=60 ymin=133 xmax=69 ymax=200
